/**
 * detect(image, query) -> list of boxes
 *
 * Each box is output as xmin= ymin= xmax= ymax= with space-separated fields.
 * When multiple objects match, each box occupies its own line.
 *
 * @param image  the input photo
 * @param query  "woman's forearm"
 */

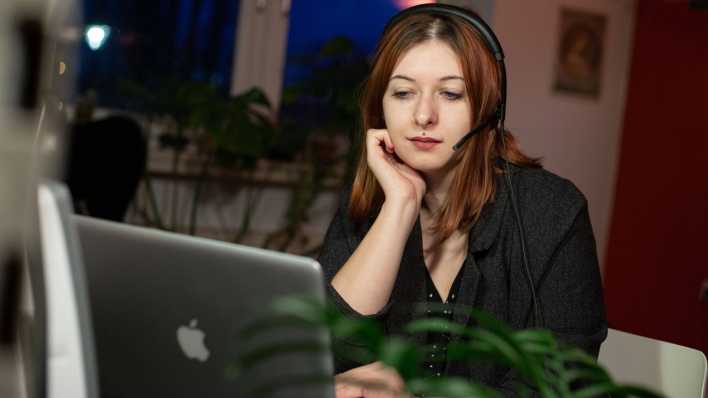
xmin=331 ymin=199 xmax=418 ymax=315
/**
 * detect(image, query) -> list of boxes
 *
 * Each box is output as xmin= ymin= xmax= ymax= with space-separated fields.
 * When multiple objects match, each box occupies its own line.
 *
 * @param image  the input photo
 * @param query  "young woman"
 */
xmin=318 ymin=5 xmax=607 ymax=397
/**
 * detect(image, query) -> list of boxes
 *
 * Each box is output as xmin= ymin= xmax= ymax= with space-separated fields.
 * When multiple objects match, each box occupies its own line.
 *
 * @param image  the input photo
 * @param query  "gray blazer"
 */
xmin=318 ymin=165 xmax=608 ymax=394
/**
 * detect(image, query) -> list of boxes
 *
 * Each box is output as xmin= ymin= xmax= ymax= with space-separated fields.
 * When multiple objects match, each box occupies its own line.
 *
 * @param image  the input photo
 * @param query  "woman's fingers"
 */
xmin=335 ymin=361 xmax=411 ymax=398
xmin=381 ymin=131 xmax=394 ymax=153
xmin=335 ymin=369 xmax=366 ymax=398
xmin=335 ymin=381 xmax=364 ymax=398
xmin=365 ymin=128 xmax=425 ymax=207
xmin=366 ymin=129 xmax=393 ymax=154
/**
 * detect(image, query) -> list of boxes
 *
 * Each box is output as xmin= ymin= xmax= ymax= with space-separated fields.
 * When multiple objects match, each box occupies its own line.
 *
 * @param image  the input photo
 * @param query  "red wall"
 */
xmin=604 ymin=0 xmax=708 ymax=355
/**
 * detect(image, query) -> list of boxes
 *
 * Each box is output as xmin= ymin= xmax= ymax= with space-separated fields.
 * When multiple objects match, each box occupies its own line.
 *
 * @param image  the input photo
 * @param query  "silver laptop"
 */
xmin=74 ymin=215 xmax=335 ymax=398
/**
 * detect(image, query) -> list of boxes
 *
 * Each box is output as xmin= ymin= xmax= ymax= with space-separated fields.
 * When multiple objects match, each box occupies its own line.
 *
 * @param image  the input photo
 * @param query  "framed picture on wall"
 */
xmin=553 ymin=8 xmax=606 ymax=98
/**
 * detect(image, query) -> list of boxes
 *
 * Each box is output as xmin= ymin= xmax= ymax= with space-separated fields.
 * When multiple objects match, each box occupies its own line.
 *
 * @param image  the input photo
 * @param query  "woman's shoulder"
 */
xmin=504 ymin=165 xmax=590 ymax=239
xmin=511 ymin=165 xmax=587 ymax=210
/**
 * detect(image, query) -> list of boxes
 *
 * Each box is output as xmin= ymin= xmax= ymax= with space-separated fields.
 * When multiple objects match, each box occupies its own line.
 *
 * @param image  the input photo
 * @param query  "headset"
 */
xmin=383 ymin=4 xmax=543 ymax=328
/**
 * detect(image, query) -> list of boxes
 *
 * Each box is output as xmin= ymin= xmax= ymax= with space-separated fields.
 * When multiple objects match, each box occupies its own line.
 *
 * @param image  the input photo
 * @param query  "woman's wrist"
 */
xmin=380 ymin=197 xmax=420 ymax=227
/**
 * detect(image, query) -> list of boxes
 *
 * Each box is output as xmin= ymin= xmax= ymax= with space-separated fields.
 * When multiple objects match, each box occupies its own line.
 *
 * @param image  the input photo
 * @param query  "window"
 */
xmin=79 ymin=0 xmax=240 ymax=107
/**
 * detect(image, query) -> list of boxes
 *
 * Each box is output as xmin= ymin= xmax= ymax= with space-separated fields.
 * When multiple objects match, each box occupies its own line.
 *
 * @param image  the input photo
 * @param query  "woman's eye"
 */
xmin=393 ymin=91 xmax=415 ymax=99
xmin=442 ymin=91 xmax=463 ymax=101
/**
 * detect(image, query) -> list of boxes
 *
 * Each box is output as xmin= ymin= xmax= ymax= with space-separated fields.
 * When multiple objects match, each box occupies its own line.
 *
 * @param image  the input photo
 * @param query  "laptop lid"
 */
xmin=38 ymin=183 xmax=99 ymax=398
xmin=74 ymin=215 xmax=334 ymax=398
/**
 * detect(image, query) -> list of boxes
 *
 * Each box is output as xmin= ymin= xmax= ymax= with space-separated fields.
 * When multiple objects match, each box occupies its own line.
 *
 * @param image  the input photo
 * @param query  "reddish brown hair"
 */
xmin=350 ymin=11 xmax=540 ymax=242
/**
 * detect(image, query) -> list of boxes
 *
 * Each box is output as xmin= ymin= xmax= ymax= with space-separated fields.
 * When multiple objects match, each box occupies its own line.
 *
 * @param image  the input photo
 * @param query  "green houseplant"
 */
xmin=262 ymin=36 xmax=370 ymax=254
xmin=118 ymin=36 xmax=369 ymax=252
xmin=120 ymin=78 xmax=277 ymax=237
xmin=232 ymin=296 xmax=664 ymax=398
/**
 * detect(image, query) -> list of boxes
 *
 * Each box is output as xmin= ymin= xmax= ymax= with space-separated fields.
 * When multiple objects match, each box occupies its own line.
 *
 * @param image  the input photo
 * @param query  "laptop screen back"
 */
xmin=74 ymin=215 xmax=334 ymax=398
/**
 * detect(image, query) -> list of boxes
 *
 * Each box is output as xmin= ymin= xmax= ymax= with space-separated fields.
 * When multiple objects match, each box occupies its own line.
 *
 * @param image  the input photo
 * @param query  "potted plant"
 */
xmin=120 ymin=78 xmax=276 ymax=237
xmin=233 ymin=296 xmax=664 ymax=398
xmin=262 ymin=36 xmax=370 ymax=254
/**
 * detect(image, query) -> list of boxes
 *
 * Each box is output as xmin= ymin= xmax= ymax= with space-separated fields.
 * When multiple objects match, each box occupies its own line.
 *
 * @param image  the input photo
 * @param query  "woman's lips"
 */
xmin=409 ymin=136 xmax=441 ymax=150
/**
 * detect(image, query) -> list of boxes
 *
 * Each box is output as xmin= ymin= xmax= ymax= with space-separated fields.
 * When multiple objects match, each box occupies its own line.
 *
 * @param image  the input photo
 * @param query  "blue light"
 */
xmin=85 ymin=25 xmax=111 ymax=51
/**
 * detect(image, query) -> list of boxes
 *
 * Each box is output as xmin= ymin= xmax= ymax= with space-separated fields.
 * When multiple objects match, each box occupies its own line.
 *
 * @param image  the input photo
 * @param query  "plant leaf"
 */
xmin=404 ymin=317 xmax=468 ymax=335
xmin=407 ymin=377 xmax=503 ymax=398
xmin=377 ymin=337 xmax=421 ymax=380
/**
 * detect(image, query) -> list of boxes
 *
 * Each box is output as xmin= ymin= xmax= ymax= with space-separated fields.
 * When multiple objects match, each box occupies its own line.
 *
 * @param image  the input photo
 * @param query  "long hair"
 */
xmin=349 ymin=11 xmax=540 ymax=242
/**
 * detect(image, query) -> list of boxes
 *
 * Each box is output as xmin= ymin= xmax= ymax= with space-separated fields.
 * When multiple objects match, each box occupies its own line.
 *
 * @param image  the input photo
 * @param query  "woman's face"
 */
xmin=382 ymin=39 xmax=472 ymax=175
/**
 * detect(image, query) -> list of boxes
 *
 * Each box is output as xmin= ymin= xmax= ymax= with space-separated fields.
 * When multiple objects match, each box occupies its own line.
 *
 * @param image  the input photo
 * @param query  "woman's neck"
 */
xmin=422 ymin=168 xmax=455 ymax=215
xmin=420 ymin=168 xmax=469 ymax=259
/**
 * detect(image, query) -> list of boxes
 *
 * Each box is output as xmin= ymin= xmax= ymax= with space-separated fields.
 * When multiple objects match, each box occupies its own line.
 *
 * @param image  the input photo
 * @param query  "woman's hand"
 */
xmin=335 ymin=361 xmax=411 ymax=398
xmin=366 ymin=129 xmax=426 ymax=211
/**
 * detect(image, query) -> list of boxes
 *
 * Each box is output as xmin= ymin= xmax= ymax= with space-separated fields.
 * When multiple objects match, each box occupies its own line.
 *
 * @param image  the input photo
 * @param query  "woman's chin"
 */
xmin=396 ymin=149 xmax=459 ymax=176
xmin=403 ymin=159 xmax=452 ymax=176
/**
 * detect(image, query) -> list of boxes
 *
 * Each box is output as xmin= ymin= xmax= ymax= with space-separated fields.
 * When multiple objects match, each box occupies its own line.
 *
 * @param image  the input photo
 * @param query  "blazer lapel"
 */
xmin=453 ymin=173 xmax=510 ymax=328
xmin=452 ymin=254 xmax=482 ymax=328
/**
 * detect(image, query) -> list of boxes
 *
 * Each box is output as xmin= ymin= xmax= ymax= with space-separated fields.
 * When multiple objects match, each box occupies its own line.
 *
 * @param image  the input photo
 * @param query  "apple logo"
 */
xmin=176 ymin=319 xmax=210 ymax=362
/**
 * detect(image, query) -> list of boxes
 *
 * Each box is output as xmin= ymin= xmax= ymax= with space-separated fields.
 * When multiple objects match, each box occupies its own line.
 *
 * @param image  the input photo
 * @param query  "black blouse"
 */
xmin=422 ymin=261 xmax=465 ymax=378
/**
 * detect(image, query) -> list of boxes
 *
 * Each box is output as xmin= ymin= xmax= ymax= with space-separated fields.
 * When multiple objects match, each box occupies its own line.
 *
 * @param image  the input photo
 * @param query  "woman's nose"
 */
xmin=414 ymin=95 xmax=437 ymax=128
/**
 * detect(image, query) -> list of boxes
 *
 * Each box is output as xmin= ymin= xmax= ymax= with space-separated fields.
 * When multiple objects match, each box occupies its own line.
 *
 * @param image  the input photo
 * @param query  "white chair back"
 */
xmin=599 ymin=328 xmax=707 ymax=398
